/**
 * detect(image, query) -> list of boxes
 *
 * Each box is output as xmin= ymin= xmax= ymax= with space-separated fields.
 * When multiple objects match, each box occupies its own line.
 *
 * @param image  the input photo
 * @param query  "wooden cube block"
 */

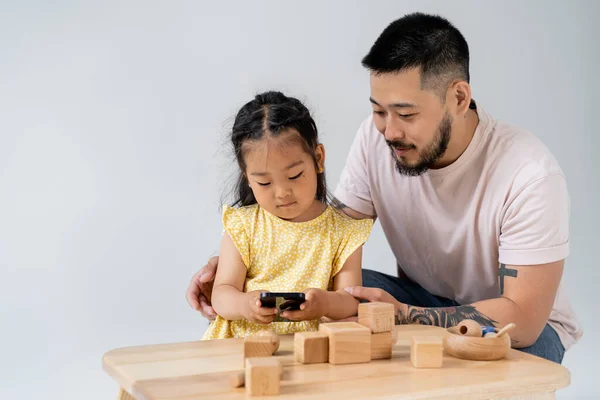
xmin=245 ymin=357 xmax=280 ymax=396
xmin=319 ymin=322 xmax=371 ymax=364
xmin=294 ymin=332 xmax=329 ymax=364
xmin=243 ymin=336 xmax=275 ymax=366
xmin=358 ymin=302 xmax=395 ymax=333
xmin=371 ymin=331 xmax=393 ymax=360
xmin=410 ymin=336 xmax=443 ymax=368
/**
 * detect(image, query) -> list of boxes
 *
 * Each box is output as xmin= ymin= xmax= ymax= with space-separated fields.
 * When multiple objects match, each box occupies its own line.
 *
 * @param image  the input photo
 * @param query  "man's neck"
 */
xmin=433 ymin=108 xmax=479 ymax=169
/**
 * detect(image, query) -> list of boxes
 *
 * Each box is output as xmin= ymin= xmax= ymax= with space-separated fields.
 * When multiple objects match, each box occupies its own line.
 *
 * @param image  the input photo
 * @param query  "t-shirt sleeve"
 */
xmin=332 ymin=217 xmax=374 ymax=276
xmin=333 ymin=118 xmax=377 ymax=217
xmin=222 ymin=205 xmax=250 ymax=268
xmin=498 ymin=174 xmax=570 ymax=265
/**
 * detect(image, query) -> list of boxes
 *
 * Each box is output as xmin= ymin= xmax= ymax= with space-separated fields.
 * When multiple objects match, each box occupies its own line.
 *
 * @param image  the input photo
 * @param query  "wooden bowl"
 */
xmin=444 ymin=326 xmax=510 ymax=361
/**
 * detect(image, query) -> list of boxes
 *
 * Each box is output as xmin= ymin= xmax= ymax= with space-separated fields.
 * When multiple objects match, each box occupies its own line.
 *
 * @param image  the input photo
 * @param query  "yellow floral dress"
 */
xmin=202 ymin=203 xmax=373 ymax=339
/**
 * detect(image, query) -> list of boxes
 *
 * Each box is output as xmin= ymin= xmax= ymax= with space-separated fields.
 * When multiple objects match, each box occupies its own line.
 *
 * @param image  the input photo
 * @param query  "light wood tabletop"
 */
xmin=102 ymin=324 xmax=570 ymax=400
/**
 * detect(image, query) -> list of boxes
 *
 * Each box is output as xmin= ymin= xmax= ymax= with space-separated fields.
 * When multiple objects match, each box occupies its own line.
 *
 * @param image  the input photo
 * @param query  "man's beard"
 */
xmin=387 ymin=112 xmax=452 ymax=177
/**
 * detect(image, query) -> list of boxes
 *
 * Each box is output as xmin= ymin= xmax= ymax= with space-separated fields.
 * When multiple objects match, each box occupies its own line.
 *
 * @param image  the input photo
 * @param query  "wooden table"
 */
xmin=102 ymin=325 xmax=570 ymax=399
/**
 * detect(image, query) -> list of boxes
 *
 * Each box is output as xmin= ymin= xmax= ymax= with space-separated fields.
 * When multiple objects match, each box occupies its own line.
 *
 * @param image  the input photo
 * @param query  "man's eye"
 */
xmin=289 ymin=172 xmax=303 ymax=180
xmin=257 ymin=182 xmax=271 ymax=186
xmin=398 ymin=113 xmax=416 ymax=118
xmin=373 ymin=110 xmax=385 ymax=116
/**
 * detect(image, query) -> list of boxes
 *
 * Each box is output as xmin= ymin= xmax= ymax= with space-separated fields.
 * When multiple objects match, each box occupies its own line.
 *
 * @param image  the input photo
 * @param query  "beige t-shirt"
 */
xmin=334 ymin=103 xmax=582 ymax=350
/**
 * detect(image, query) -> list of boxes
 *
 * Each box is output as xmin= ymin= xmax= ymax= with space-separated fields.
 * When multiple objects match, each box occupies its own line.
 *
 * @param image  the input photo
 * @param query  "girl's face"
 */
xmin=243 ymin=130 xmax=325 ymax=222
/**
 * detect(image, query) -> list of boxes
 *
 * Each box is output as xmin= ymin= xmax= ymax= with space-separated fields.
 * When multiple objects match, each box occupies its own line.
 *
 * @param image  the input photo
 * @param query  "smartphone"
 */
xmin=259 ymin=292 xmax=306 ymax=322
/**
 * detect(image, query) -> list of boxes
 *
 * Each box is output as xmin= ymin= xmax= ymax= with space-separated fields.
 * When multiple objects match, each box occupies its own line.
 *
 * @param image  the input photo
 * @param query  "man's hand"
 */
xmin=281 ymin=288 xmax=329 ymax=321
xmin=243 ymin=290 xmax=278 ymax=324
xmin=344 ymin=286 xmax=401 ymax=306
xmin=186 ymin=256 xmax=218 ymax=320
xmin=344 ymin=286 xmax=409 ymax=323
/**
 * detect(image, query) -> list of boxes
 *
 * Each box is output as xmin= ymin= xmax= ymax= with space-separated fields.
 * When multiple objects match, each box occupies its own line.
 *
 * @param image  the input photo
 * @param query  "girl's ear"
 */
xmin=315 ymin=144 xmax=326 ymax=173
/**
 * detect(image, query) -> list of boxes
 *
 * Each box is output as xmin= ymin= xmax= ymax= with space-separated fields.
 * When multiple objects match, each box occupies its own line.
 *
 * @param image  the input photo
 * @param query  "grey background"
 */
xmin=1 ymin=1 xmax=598 ymax=398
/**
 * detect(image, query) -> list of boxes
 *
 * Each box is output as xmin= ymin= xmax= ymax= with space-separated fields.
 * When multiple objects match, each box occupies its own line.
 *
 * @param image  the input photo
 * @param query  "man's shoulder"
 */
xmin=481 ymin=112 xmax=565 ymax=185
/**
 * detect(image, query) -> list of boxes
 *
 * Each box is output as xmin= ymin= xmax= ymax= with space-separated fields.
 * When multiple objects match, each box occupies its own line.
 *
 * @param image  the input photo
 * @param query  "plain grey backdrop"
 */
xmin=1 ymin=1 xmax=598 ymax=398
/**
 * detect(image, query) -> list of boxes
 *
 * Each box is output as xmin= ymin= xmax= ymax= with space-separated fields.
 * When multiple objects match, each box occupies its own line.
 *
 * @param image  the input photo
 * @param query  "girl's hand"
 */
xmin=243 ymin=290 xmax=278 ymax=324
xmin=281 ymin=288 xmax=329 ymax=321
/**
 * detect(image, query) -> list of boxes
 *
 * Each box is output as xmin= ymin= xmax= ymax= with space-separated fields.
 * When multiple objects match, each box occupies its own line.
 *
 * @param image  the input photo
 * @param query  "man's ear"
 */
xmin=447 ymin=80 xmax=472 ymax=117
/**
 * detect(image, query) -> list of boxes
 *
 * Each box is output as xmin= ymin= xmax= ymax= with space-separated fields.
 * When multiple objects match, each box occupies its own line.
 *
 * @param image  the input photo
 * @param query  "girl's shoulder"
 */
xmin=324 ymin=206 xmax=374 ymax=237
xmin=222 ymin=203 xmax=260 ymax=217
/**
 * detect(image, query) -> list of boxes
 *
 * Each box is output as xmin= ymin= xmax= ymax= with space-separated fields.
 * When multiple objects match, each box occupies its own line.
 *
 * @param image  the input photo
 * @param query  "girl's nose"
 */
xmin=275 ymin=185 xmax=292 ymax=199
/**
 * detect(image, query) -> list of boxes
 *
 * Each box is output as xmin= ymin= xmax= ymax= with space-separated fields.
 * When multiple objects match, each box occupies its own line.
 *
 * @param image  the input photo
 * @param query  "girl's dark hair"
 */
xmin=228 ymin=91 xmax=327 ymax=207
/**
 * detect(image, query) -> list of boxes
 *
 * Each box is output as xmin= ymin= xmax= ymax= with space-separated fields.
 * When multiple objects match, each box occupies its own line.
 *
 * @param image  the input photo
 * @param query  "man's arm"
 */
xmin=394 ymin=260 xmax=564 ymax=347
xmin=331 ymin=197 xmax=376 ymax=220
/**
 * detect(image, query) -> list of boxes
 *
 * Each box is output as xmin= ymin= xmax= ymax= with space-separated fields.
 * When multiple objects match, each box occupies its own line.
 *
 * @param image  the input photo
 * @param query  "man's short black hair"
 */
xmin=362 ymin=12 xmax=470 ymax=96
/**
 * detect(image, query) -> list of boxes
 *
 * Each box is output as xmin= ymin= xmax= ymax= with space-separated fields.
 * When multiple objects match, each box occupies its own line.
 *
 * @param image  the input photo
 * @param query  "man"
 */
xmin=187 ymin=12 xmax=582 ymax=363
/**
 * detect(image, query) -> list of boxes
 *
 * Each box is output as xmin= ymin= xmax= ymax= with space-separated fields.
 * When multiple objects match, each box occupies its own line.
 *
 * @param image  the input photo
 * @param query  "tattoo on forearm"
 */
xmin=499 ymin=263 xmax=518 ymax=295
xmin=395 ymin=304 xmax=497 ymax=328
xmin=396 ymin=305 xmax=520 ymax=346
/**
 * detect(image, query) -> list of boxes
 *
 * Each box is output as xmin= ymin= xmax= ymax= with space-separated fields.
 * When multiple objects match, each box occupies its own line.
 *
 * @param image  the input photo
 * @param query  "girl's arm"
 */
xmin=322 ymin=246 xmax=362 ymax=320
xmin=211 ymin=232 xmax=277 ymax=323
xmin=281 ymin=246 xmax=363 ymax=321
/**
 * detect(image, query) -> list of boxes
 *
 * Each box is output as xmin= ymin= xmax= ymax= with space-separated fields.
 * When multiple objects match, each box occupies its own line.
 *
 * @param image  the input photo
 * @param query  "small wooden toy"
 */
xmin=319 ymin=322 xmax=371 ymax=365
xmin=444 ymin=324 xmax=513 ymax=361
xmin=230 ymin=370 xmax=245 ymax=388
xmin=294 ymin=331 xmax=329 ymax=364
xmin=410 ymin=336 xmax=443 ymax=368
xmin=481 ymin=326 xmax=496 ymax=336
xmin=496 ymin=323 xmax=516 ymax=337
xmin=230 ymin=364 xmax=284 ymax=389
xmin=243 ymin=335 xmax=277 ymax=365
xmin=358 ymin=302 xmax=395 ymax=333
xmin=457 ymin=319 xmax=483 ymax=337
xmin=257 ymin=329 xmax=280 ymax=353
xmin=245 ymin=357 xmax=280 ymax=396
xmin=371 ymin=331 xmax=394 ymax=360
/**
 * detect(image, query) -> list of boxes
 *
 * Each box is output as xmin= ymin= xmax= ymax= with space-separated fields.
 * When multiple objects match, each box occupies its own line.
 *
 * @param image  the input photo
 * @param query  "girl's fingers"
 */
xmin=254 ymin=305 xmax=278 ymax=316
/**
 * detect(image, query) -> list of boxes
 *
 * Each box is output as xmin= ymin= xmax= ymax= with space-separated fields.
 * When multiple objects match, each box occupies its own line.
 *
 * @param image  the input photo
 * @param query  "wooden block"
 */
xmin=229 ymin=370 xmax=245 ymax=388
xmin=257 ymin=329 xmax=280 ymax=353
xmin=358 ymin=302 xmax=395 ymax=333
xmin=245 ymin=357 xmax=280 ymax=396
xmin=371 ymin=331 xmax=393 ymax=360
xmin=294 ymin=332 xmax=329 ymax=364
xmin=410 ymin=336 xmax=443 ymax=368
xmin=319 ymin=322 xmax=371 ymax=365
xmin=244 ymin=336 xmax=275 ymax=360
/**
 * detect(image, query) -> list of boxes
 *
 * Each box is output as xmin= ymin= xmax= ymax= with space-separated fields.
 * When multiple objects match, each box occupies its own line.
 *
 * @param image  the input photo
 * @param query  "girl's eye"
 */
xmin=289 ymin=172 xmax=303 ymax=180
xmin=257 ymin=182 xmax=271 ymax=186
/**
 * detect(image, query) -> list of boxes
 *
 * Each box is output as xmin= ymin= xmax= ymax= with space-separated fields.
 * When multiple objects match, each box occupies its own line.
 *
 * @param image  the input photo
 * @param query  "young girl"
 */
xmin=202 ymin=91 xmax=373 ymax=340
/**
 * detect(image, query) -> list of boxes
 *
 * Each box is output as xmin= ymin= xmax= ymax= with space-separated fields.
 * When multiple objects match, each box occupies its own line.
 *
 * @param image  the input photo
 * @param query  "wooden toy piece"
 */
xmin=257 ymin=329 xmax=280 ymax=353
xmin=410 ymin=336 xmax=443 ymax=368
xmin=230 ymin=370 xmax=245 ymax=388
xmin=457 ymin=319 xmax=482 ymax=337
xmin=245 ymin=357 xmax=280 ymax=396
xmin=483 ymin=332 xmax=498 ymax=338
xmin=243 ymin=335 xmax=276 ymax=365
xmin=496 ymin=323 xmax=516 ymax=338
xmin=358 ymin=302 xmax=395 ymax=333
xmin=444 ymin=327 xmax=510 ymax=361
xmin=371 ymin=331 xmax=393 ymax=360
xmin=230 ymin=364 xmax=283 ymax=389
xmin=319 ymin=322 xmax=371 ymax=365
xmin=481 ymin=326 xmax=496 ymax=336
xmin=294 ymin=331 xmax=329 ymax=364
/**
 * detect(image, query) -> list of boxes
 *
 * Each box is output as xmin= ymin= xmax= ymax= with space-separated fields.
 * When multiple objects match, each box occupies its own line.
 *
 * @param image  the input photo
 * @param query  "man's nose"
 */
xmin=384 ymin=117 xmax=406 ymax=142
